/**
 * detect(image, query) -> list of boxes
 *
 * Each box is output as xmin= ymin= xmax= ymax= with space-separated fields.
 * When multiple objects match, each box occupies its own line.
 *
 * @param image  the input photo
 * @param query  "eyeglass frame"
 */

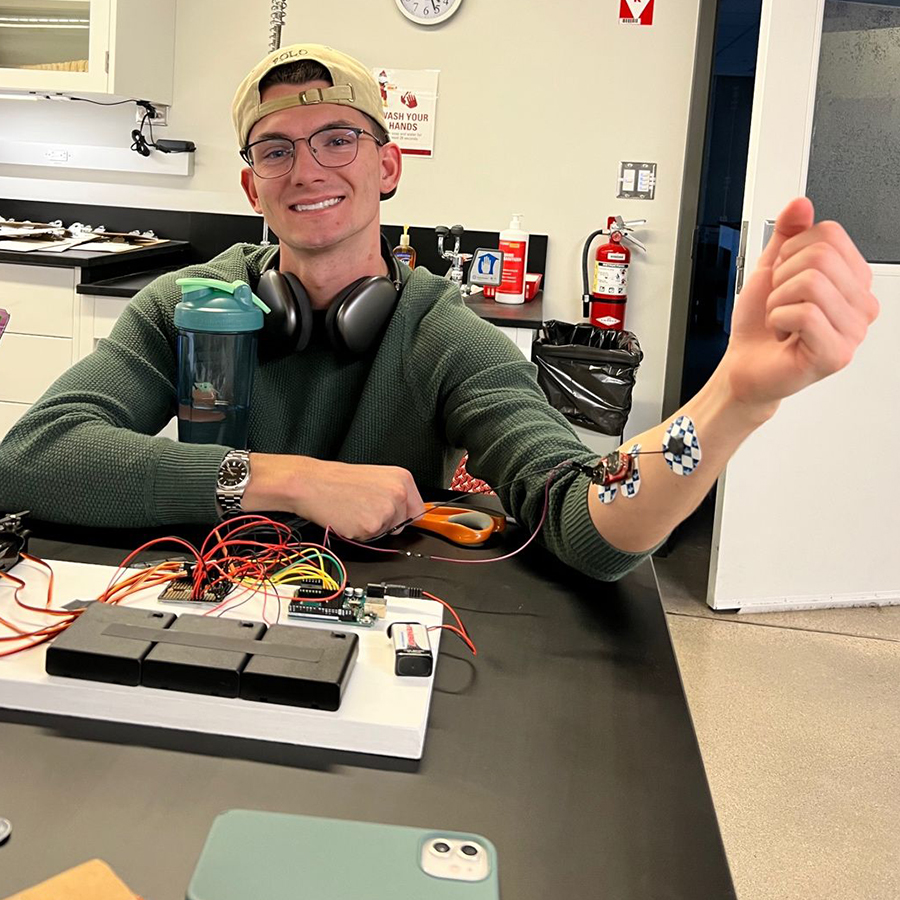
xmin=239 ymin=125 xmax=387 ymax=178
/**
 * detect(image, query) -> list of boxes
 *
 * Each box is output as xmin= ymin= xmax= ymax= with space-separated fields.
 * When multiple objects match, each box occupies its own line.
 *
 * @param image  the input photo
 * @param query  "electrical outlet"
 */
xmin=135 ymin=104 xmax=168 ymax=127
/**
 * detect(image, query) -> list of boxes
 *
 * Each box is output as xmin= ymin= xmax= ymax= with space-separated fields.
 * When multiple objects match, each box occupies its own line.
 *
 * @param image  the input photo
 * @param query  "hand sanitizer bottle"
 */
xmin=497 ymin=214 xmax=528 ymax=304
xmin=392 ymin=225 xmax=416 ymax=268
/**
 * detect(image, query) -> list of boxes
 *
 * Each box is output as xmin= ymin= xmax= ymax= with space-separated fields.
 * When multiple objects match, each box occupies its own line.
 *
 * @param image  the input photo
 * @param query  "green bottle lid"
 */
xmin=174 ymin=277 xmax=270 ymax=333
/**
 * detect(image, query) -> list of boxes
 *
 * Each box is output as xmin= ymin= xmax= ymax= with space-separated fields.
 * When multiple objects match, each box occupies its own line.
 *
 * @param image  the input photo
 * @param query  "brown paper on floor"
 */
xmin=2 ymin=859 xmax=139 ymax=900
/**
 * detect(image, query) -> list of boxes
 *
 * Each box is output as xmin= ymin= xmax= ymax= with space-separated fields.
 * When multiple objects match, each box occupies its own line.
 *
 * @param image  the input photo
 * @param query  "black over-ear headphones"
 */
xmin=254 ymin=235 xmax=403 ymax=362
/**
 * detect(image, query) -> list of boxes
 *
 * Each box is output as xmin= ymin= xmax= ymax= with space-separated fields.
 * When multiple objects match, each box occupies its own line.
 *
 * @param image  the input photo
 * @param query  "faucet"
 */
xmin=435 ymin=224 xmax=474 ymax=295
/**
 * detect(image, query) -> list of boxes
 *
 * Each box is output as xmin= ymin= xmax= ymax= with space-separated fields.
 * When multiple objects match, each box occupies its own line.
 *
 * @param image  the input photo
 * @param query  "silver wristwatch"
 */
xmin=216 ymin=450 xmax=251 ymax=515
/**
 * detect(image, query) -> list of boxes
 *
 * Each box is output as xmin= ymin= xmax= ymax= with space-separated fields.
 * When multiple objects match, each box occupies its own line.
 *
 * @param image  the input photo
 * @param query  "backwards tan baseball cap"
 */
xmin=232 ymin=43 xmax=388 ymax=148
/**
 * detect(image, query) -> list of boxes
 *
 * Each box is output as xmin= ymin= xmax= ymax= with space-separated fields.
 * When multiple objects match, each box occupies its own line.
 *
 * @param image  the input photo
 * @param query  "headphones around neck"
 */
xmin=255 ymin=235 xmax=403 ymax=362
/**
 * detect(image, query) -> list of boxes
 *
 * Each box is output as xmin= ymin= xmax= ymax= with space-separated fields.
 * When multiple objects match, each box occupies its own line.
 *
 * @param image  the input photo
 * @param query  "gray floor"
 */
xmin=653 ymin=509 xmax=900 ymax=900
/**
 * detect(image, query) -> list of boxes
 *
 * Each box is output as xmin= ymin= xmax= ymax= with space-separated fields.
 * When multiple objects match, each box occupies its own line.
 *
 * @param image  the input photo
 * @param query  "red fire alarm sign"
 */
xmin=620 ymin=0 xmax=654 ymax=25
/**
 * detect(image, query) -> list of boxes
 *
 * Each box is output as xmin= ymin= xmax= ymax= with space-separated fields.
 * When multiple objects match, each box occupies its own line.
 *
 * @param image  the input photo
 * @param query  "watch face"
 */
xmin=397 ymin=0 xmax=462 ymax=24
xmin=219 ymin=458 xmax=248 ymax=487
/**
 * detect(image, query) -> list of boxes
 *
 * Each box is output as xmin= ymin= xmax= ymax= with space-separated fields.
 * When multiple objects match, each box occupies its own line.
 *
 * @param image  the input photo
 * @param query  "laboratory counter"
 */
xmin=76 ymin=267 xmax=546 ymax=330
xmin=0 ymin=240 xmax=190 ymax=276
xmin=0 ymin=511 xmax=736 ymax=899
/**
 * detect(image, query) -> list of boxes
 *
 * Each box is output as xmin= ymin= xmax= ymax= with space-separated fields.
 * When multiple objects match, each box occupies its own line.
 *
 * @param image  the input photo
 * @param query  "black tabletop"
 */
xmin=0 ymin=518 xmax=735 ymax=899
xmin=78 ymin=276 xmax=551 ymax=317
xmin=0 ymin=240 xmax=190 ymax=272
xmin=74 ymin=266 xmax=181 ymax=297
xmin=464 ymin=293 xmax=544 ymax=328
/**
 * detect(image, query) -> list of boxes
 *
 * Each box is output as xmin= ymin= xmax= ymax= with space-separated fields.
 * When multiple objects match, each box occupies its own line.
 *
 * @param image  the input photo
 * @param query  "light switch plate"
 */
xmin=617 ymin=161 xmax=657 ymax=200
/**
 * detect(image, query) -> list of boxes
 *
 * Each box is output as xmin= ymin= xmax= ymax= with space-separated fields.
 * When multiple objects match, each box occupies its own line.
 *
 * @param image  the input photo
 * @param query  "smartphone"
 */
xmin=186 ymin=809 xmax=500 ymax=900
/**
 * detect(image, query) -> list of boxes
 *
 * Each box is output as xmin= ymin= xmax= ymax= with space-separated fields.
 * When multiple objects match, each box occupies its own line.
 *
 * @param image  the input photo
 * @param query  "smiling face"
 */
xmin=240 ymin=80 xmax=401 ymax=266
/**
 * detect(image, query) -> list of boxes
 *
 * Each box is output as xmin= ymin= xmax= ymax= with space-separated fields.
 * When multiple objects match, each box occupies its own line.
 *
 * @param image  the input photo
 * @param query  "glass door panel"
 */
xmin=806 ymin=0 xmax=900 ymax=263
xmin=0 ymin=1 xmax=92 ymax=73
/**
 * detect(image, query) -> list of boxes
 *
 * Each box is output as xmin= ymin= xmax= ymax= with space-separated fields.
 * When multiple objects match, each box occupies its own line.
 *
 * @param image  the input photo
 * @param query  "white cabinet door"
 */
xmin=496 ymin=326 xmax=536 ymax=360
xmin=0 ymin=264 xmax=76 ymax=338
xmin=92 ymin=294 xmax=129 ymax=340
xmin=0 ymin=0 xmax=175 ymax=104
xmin=0 ymin=333 xmax=74 ymax=403
xmin=513 ymin=328 xmax=535 ymax=360
xmin=0 ymin=0 xmax=111 ymax=93
xmin=0 ymin=400 xmax=28 ymax=442
xmin=81 ymin=292 xmax=178 ymax=440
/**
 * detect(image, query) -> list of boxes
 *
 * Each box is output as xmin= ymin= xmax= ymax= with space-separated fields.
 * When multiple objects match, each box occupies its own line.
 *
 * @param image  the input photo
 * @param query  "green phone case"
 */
xmin=187 ymin=809 xmax=501 ymax=900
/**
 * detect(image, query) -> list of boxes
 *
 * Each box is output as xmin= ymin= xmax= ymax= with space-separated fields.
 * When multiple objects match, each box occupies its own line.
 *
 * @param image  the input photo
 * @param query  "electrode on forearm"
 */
xmin=571 ymin=445 xmax=642 ymax=505
xmin=662 ymin=415 xmax=702 ymax=475
xmin=620 ymin=444 xmax=641 ymax=498
xmin=572 ymin=413 xmax=704 ymax=508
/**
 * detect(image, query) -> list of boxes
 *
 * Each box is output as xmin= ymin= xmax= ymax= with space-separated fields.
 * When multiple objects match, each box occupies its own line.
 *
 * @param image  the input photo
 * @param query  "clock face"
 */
xmin=396 ymin=0 xmax=463 ymax=25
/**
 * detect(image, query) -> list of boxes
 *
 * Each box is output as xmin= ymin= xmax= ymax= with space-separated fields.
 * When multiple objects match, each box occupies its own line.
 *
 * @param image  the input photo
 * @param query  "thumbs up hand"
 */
xmin=719 ymin=197 xmax=879 ymax=416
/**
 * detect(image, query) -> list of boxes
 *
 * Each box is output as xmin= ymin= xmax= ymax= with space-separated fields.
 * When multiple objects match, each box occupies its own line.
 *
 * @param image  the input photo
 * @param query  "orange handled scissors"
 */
xmin=412 ymin=504 xmax=507 ymax=546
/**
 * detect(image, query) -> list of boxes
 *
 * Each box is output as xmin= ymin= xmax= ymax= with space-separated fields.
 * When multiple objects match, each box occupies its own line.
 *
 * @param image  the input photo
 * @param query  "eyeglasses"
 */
xmin=240 ymin=126 xmax=384 ymax=178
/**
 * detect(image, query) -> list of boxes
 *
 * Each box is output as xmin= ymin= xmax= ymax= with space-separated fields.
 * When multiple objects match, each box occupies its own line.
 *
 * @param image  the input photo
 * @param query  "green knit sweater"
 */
xmin=0 ymin=243 xmax=649 ymax=581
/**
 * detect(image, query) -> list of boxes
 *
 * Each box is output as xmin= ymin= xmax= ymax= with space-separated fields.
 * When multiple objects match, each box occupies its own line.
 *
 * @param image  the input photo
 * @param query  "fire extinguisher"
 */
xmin=582 ymin=217 xmax=646 ymax=330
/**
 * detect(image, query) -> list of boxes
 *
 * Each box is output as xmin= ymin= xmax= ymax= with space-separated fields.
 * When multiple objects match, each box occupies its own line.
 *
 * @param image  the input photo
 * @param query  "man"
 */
xmin=0 ymin=44 xmax=879 ymax=582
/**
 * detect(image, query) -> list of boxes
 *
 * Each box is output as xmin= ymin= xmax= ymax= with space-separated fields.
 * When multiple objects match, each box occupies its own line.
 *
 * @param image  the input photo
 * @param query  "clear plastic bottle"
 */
xmin=392 ymin=224 xmax=416 ymax=268
xmin=174 ymin=277 xmax=269 ymax=448
xmin=497 ymin=213 xmax=529 ymax=304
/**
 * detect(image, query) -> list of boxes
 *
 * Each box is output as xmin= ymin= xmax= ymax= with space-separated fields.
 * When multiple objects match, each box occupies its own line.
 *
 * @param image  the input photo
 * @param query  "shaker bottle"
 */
xmin=174 ymin=277 xmax=269 ymax=448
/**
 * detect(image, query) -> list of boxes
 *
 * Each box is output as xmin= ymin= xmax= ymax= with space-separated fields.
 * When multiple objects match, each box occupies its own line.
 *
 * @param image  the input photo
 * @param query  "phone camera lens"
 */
xmin=460 ymin=844 xmax=479 ymax=857
xmin=432 ymin=841 xmax=451 ymax=854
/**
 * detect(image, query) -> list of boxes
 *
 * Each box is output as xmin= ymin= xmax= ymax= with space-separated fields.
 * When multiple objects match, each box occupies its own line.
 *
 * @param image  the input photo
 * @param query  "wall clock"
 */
xmin=396 ymin=0 xmax=463 ymax=26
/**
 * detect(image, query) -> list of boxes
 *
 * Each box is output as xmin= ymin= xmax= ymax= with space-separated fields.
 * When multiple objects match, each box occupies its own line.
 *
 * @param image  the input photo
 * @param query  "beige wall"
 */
xmin=0 ymin=0 xmax=705 ymax=436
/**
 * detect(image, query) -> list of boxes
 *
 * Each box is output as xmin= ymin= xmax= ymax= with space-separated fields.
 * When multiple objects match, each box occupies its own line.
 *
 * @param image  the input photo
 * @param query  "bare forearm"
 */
xmin=242 ymin=452 xmax=304 ymax=512
xmin=242 ymin=453 xmax=425 ymax=539
xmin=588 ymin=363 xmax=779 ymax=552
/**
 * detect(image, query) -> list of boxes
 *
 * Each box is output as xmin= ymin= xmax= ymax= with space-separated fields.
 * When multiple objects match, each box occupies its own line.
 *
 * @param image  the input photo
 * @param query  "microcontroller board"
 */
xmin=288 ymin=582 xmax=421 ymax=627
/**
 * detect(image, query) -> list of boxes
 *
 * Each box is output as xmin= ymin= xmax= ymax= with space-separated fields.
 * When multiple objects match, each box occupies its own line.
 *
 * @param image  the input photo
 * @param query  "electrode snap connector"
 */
xmin=569 ymin=452 xmax=635 ymax=488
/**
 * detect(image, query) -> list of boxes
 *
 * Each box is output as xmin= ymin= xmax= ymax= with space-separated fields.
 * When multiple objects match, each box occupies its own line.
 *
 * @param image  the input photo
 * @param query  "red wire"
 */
xmin=428 ymin=623 xmax=477 ymax=656
xmin=0 ymin=625 xmax=71 ymax=657
xmin=422 ymin=590 xmax=475 ymax=656
xmin=0 ymin=561 xmax=78 ymax=653
xmin=104 ymin=536 xmax=204 ymax=598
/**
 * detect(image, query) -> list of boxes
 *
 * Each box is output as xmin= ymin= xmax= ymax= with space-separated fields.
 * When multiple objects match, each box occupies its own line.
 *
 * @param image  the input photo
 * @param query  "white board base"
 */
xmin=0 ymin=559 xmax=443 ymax=759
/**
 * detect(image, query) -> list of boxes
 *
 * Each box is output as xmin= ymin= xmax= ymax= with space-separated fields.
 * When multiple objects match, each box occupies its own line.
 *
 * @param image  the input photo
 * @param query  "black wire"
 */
xmin=349 ymin=447 xmax=673 ymax=545
xmin=442 ymin=449 xmax=667 ymax=506
xmin=368 ymin=458 xmax=585 ymax=542
xmin=68 ymin=96 xmax=143 ymax=106
xmin=582 ymin=228 xmax=607 ymax=297
xmin=130 ymin=113 xmax=152 ymax=157
xmin=67 ymin=96 xmax=160 ymax=156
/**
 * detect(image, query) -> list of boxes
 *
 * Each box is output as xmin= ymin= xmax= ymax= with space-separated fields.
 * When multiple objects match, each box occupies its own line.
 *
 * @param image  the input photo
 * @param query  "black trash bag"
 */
xmin=532 ymin=320 xmax=643 ymax=435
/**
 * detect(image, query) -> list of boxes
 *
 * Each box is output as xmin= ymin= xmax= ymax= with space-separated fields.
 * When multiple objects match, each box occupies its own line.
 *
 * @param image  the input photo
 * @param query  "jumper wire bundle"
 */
xmin=0 ymin=514 xmax=475 ymax=657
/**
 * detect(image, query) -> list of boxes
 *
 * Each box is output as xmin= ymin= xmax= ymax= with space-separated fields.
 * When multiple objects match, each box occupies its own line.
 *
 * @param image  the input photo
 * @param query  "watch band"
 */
xmin=216 ymin=450 xmax=251 ymax=515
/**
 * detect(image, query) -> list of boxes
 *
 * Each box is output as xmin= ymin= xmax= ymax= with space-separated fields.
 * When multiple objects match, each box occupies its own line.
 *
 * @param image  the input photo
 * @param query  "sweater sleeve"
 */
xmin=0 ymin=264 xmax=238 ymax=527
xmin=411 ymin=287 xmax=650 ymax=582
